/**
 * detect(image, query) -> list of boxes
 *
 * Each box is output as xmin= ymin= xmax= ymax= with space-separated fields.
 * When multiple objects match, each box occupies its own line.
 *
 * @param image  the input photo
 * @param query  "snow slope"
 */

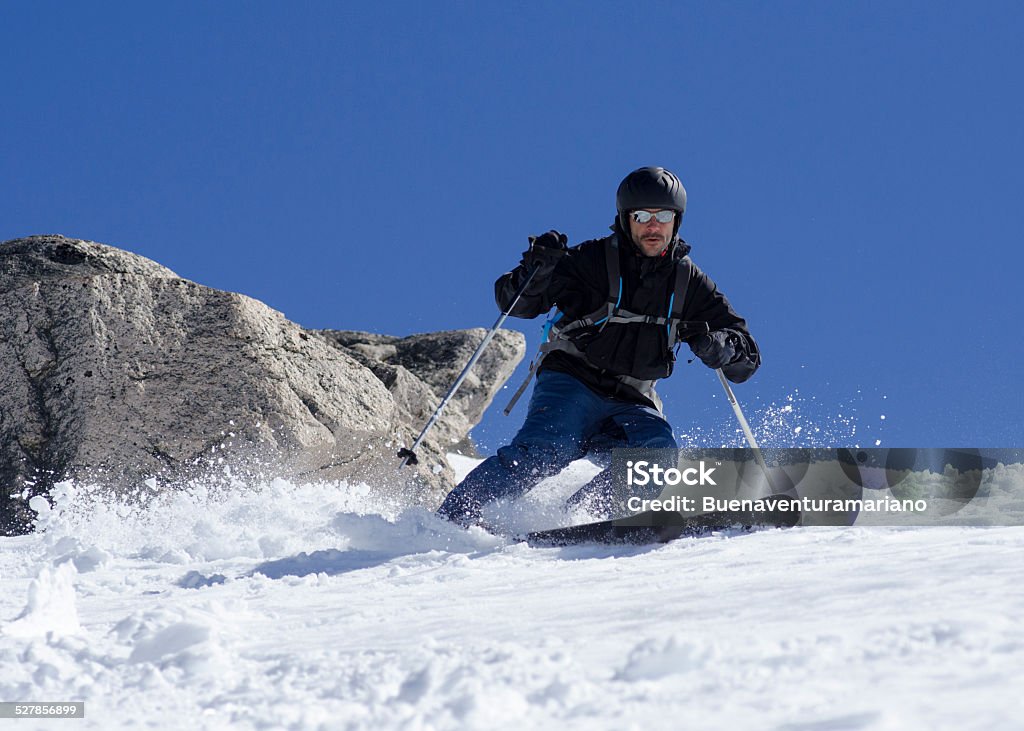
xmin=2 ymin=460 xmax=1023 ymax=730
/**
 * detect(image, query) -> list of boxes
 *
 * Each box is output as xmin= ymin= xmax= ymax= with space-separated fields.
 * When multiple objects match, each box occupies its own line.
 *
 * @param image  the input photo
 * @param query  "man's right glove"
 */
xmin=523 ymin=230 xmax=568 ymax=271
xmin=690 ymin=330 xmax=739 ymax=370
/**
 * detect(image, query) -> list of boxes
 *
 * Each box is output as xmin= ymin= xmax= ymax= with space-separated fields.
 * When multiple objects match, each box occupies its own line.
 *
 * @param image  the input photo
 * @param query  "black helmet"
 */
xmin=616 ymin=167 xmax=687 ymax=234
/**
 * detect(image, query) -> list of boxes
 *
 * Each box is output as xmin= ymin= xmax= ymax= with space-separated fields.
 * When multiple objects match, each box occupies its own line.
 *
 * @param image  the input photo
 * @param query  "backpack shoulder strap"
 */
xmin=667 ymin=255 xmax=694 ymax=348
xmin=604 ymin=233 xmax=621 ymax=307
xmin=670 ymin=255 xmax=692 ymax=319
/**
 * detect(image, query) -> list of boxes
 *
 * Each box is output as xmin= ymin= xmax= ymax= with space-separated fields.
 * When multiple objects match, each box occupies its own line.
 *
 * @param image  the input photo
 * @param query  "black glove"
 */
xmin=690 ymin=330 xmax=738 ymax=369
xmin=523 ymin=230 xmax=568 ymax=270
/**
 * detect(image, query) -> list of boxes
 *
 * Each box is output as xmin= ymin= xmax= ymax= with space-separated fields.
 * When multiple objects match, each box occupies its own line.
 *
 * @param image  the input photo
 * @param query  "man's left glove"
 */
xmin=690 ymin=330 xmax=738 ymax=369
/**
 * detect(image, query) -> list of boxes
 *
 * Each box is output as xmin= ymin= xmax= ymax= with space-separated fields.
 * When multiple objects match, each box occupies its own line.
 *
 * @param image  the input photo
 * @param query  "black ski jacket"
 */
xmin=496 ymin=222 xmax=760 ymax=408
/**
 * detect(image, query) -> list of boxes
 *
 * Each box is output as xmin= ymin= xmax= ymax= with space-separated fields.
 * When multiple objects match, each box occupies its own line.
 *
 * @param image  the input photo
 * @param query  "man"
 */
xmin=438 ymin=167 xmax=760 ymax=526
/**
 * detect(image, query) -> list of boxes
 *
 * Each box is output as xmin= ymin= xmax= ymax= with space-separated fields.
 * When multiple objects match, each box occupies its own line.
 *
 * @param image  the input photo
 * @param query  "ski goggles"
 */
xmin=630 ymin=210 xmax=676 ymax=224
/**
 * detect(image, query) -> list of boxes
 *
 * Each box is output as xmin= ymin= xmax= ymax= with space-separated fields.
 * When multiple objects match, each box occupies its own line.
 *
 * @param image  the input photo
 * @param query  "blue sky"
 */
xmin=3 ymin=1 xmax=1022 ymax=452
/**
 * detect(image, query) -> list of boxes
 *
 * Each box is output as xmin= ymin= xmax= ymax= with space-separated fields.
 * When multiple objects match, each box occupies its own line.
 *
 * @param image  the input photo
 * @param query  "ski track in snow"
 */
xmin=2 ymin=460 xmax=1024 ymax=731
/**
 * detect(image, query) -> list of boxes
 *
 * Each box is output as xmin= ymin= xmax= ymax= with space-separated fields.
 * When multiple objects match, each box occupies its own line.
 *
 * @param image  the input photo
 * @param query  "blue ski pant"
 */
xmin=437 ymin=369 xmax=678 ymax=525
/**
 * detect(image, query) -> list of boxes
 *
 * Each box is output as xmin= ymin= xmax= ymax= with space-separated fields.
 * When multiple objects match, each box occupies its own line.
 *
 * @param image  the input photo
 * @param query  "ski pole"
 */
xmin=715 ymin=368 xmax=795 ymax=497
xmin=715 ymin=368 xmax=761 ymax=451
xmin=397 ymin=263 xmax=542 ymax=469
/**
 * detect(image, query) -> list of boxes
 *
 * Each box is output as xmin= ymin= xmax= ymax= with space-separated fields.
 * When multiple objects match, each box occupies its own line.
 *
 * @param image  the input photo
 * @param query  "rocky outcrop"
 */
xmin=0 ymin=235 xmax=524 ymax=534
xmin=319 ymin=330 xmax=524 ymax=454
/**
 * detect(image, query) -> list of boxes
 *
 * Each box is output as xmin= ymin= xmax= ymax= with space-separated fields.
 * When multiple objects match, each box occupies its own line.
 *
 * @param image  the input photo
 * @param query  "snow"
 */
xmin=2 ymin=461 xmax=1024 ymax=730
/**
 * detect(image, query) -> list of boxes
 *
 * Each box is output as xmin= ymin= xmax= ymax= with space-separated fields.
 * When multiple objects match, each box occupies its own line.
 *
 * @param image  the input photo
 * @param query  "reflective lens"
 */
xmin=631 ymin=210 xmax=676 ymax=224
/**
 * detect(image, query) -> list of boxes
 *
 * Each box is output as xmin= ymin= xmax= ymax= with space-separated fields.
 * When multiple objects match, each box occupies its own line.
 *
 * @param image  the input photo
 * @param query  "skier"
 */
xmin=438 ymin=167 xmax=760 ymax=526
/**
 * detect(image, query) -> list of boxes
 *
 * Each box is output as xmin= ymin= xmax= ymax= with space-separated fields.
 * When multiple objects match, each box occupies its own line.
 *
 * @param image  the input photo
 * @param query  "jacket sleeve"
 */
xmin=682 ymin=264 xmax=761 ymax=383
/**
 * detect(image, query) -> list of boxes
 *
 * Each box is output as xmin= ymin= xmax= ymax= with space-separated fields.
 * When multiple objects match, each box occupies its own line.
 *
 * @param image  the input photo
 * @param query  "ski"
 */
xmin=524 ymin=502 xmax=800 ymax=547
